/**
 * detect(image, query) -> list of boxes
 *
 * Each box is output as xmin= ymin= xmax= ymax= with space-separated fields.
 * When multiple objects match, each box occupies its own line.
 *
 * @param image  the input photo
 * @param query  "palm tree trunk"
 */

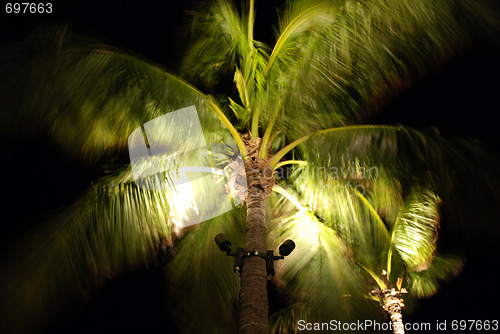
xmin=239 ymin=155 xmax=273 ymax=334
xmin=382 ymin=289 xmax=405 ymax=334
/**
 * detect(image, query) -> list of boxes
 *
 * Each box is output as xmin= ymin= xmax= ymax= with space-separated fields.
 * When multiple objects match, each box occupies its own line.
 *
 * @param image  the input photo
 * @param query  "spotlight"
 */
xmin=215 ymin=233 xmax=232 ymax=255
xmin=279 ymin=239 xmax=295 ymax=257
xmin=215 ymin=232 xmax=295 ymax=277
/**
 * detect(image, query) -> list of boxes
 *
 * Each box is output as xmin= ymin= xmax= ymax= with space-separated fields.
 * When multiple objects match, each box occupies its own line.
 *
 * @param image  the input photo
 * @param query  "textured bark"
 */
xmin=239 ymin=153 xmax=273 ymax=334
xmin=382 ymin=290 xmax=406 ymax=334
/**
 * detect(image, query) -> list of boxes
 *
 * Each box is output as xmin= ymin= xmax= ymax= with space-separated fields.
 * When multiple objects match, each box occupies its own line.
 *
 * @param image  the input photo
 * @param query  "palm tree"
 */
xmin=1 ymin=0 xmax=499 ymax=333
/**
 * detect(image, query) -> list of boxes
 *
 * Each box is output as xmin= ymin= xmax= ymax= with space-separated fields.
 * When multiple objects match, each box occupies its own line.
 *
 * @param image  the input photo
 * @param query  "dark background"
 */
xmin=1 ymin=0 xmax=499 ymax=333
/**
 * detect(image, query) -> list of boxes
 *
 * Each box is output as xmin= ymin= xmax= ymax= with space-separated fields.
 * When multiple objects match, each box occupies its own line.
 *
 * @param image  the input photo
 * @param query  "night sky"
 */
xmin=1 ymin=1 xmax=499 ymax=333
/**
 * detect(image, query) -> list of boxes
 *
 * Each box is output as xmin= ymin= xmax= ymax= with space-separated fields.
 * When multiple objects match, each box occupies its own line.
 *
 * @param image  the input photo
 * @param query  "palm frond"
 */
xmin=0 ymin=27 xmax=224 ymax=162
xmin=265 ymin=0 xmax=336 ymax=77
xmin=265 ymin=0 xmax=499 ymax=139
xmin=182 ymin=0 xmax=270 ymax=133
xmin=291 ymin=125 xmax=500 ymax=220
xmin=362 ymin=173 xmax=403 ymax=227
xmin=268 ymin=206 xmax=374 ymax=326
xmin=0 ymin=168 xmax=173 ymax=332
xmin=267 ymin=175 xmax=385 ymax=328
xmin=180 ymin=0 xmax=244 ymax=88
xmin=408 ymin=254 xmax=464 ymax=299
xmin=0 ymin=138 xmax=246 ymax=333
xmin=166 ymin=207 xmax=247 ymax=333
xmin=391 ymin=187 xmax=441 ymax=273
xmin=269 ymin=124 xmax=400 ymax=168
xmin=274 ymin=157 xmax=395 ymax=273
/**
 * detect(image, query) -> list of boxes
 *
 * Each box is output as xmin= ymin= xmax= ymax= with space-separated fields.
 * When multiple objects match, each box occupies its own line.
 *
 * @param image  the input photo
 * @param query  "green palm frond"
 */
xmin=166 ymin=207 xmax=247 ymax=333
xmin=181 ymin=0 xmax=498 ymax=140
xmin=390 ymin=187 xmax=441 ymax=273
xmin=271 ymin=147 xmax=477 ymax=310
xmin=290 ymin=125 xmax=500 ymax=214
xmin=362 ymin=173 xmax=403 ymax=227
xmin=268 ymin=207 xmax=373 ymax=326
xmin=265 ymin=0 xmax=499 ymax=138
xmin=0 ymin=28 xmax=234 ymax=162
xmin=408 ymin=254 xmax=464 ymax=299
xmin=0 ymin=167 xmax=176 ymax=332
xmin=269 ymin=124 xmax=401 ymax=168
xmin=181 ymin=0 xmax=269 ymax=105
xmin=1 ymin=141 xmax=247 ymax=333
xmin=268 ymin=179 xmax=382 ymax=327
xmin=264 ymin=0 xmax=336 ymax=78
xmin=181 ymin=0 xmax=247 ymax=89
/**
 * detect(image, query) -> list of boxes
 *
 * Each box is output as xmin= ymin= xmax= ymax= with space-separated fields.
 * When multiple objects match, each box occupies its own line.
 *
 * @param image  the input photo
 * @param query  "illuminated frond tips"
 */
xmin=392 ymin=188 xmax=442 ymax=272
xmin=408 ymin=255 xmax=464 ymax=299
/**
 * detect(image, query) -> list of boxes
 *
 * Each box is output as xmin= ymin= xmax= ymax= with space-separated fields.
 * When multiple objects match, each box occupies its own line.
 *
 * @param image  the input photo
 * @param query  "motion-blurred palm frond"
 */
xmin=267 ymin=182 xmax=383 ymax=330
xmin=408 ymin=254 xmax=464 ymax=299
xmin=0 ymin=167 xmax=175 ymax=332
xmin=269 ymin=0 xmax=500 ymax=138
xmin=0 ymin=28 xmax=216 ymax=162
xmin=391 ymin=187 xmax=441 ymax=273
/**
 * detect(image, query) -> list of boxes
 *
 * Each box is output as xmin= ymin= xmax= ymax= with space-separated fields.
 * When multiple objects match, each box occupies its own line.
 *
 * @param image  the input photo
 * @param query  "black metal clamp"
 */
xmin=215 ymin=233 xmax=295 ymax=277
